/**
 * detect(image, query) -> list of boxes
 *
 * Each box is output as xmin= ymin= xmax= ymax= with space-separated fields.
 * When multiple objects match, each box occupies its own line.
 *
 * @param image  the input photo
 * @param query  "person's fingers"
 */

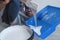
xmin=4 ymin=0 xmax=10 ymax=4
xmin=0 ymin=2 xmax=5 ymax=10
xmin=28 ymin=12 xmax=33 ymax=17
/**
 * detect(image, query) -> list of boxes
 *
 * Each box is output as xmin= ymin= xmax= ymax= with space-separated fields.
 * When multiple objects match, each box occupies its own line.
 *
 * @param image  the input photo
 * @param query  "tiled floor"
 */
xmin=0 ymin=23 xmax=8 ymax=32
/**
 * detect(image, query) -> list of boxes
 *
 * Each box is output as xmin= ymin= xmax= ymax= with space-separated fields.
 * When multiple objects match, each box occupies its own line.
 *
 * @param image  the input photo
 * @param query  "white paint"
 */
xmin=0 ymin=25 xmax=31 ymax=40
xmin=29 ymin=25 xmax=42 ymax=35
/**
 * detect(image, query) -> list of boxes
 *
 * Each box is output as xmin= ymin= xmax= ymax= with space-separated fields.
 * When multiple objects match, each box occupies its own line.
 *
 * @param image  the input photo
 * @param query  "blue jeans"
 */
xmin=11 ymin=11 xmax=29 ymax=25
